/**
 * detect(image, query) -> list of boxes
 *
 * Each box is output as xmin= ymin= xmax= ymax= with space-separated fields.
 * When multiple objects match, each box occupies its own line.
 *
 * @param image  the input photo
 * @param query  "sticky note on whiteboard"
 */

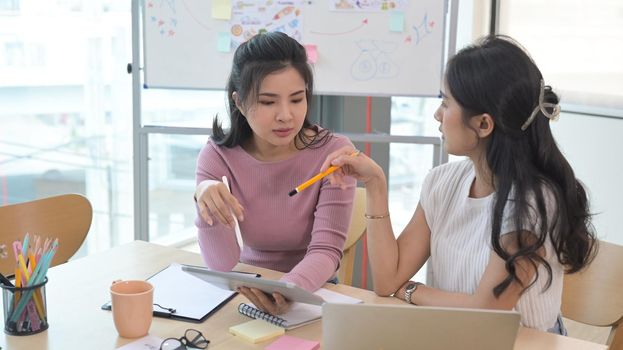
xmin=304 ymin=44 xmax=318 ymax=63
xmin=217 ymin=32 xmax=231 ymax=53
xmin=389 ymin=11 xmax=405 ymax=32
xmin=212 ymin=0 xmax=231 ymax=20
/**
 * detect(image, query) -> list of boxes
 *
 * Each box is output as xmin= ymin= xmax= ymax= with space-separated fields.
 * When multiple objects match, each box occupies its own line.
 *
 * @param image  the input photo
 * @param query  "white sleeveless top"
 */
xmin=420 ymin=160 xmax=563 ymax=331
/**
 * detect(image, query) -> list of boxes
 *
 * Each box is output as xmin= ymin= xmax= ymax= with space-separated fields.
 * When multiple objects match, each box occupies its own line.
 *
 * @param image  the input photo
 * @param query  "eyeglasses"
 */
xmin=160 ymin=329 xmax=210 ymax=350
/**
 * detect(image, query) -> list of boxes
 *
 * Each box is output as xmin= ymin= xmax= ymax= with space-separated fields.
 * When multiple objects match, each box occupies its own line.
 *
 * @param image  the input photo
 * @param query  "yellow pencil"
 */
xmin=17 ymin=254 xmax=30 ymax=280
xmin=17 ymin=254 xmax=45 ymax=320
xmin=288 ymin=150 xmax=360 ymax=196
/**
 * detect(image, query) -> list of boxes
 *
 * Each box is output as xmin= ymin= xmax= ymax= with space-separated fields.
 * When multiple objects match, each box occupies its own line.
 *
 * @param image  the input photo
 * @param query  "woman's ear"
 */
xmin=476 ymin=113 xmax=495 ymax=138
xmin=232 ymin=92 xmax=243 ymax=112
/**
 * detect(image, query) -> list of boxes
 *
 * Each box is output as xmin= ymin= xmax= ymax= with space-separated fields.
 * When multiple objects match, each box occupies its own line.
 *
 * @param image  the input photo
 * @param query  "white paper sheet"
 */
xmin=148 ymin=263 xmax=236 ymax=320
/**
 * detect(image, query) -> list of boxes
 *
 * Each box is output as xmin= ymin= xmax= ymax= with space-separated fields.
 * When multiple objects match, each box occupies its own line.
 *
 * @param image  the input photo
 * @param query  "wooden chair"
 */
xmin=0 ymin=194 xmax=93 ymax=277
xmin=337 ymin=187 xmax=366 ymax=286
xmin=561 ymin=240 xmax=623 ymax=349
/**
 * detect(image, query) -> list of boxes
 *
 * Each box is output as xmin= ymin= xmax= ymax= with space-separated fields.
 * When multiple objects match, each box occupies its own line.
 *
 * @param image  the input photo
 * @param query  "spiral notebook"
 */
xmin=237 ymin=288 xmax=362 ymax=330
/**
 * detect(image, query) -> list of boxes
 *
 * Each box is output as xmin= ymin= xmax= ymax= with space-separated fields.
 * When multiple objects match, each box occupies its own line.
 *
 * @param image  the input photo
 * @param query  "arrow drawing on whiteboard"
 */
xmin=310 ymin=18 xmax=368 ymax=36
xmin=181 ymin=0 xmax=212 ymax=31
xmin=412 ymin=13 xmax=434 ymax=45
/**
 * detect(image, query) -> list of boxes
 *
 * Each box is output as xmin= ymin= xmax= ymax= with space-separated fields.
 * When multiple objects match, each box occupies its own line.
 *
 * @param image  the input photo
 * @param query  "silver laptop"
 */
xmin=322 ymin=303 xmax=520 ymax=350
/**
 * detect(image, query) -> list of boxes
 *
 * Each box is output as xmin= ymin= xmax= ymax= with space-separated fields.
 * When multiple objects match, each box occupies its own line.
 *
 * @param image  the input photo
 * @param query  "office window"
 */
xmin=0 ymin=1 xmax=134 ymax=256
xmin=499 ymin=0 xmax=623 ymax=109
xmin=142 ymin=89 xmax=227 ymax=127
xmin=141 ymin=88 xmax=227 ymax=244
xmin=387 ymin=96 xmax=442 ymax=282
xmin=148 ymin=134 xmax=205 ymax=245
xmin=56 ymin=0 xmax=82 ymax=12
xmin=0 ymin=0 xmax=19 ymax=12
xmin=499 ymin=0 xmax=623 ymax=245
xmin=2 ymin=41 xmax=45 ymax=67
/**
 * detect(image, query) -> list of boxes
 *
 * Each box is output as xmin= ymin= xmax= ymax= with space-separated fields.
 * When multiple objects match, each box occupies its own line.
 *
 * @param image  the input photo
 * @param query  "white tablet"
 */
xmin=181 ymin=265 xmax=325 ymax=306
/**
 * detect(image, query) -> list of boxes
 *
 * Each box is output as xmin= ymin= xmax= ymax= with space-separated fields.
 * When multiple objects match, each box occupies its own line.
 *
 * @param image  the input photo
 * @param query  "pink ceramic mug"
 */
xmin=110 ymin=280 xmax=153 ymax=338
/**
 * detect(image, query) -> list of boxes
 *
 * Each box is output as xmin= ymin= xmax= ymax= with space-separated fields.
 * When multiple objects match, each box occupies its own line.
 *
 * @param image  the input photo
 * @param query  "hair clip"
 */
xmin=521 ymin=79 xmax=561 ymax=131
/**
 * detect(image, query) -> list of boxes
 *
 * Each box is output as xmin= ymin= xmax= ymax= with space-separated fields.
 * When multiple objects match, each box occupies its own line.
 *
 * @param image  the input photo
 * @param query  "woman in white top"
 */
xmin=321 ymin=35 xmax=597 ymax=334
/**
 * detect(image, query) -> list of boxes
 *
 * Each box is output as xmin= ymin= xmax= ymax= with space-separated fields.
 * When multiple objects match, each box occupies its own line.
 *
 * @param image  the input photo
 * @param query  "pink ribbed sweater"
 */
xmin=194 ymin=133 xmax=356 ymax=291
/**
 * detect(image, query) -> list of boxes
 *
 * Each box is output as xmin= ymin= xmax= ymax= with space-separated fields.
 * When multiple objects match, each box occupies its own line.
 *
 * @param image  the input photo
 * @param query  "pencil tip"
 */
xmin=288 ymin=189 xmax=297 ymax=197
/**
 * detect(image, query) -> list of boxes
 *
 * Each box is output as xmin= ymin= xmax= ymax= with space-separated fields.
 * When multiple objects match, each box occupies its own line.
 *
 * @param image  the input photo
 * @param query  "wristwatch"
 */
xmin=403 ymin=281 xmax=423 ymax=304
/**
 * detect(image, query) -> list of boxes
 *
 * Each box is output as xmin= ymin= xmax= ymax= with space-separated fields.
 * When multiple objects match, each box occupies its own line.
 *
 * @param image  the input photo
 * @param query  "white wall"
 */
xmin=551 ymin=113 xmax=623 ymax=245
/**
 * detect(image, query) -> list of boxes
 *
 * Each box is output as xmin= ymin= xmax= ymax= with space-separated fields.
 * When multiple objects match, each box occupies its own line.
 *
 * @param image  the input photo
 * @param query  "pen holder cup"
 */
xmin=1 ymin=277 xmax=49 ymax=336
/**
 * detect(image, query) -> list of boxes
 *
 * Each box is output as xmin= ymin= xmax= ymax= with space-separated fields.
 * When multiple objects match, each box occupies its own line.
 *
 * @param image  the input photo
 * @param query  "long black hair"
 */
xmin=445 ymin=35 xmax=597 ymax=297
xmin=212 ymin=31 xmax=330 ymax=149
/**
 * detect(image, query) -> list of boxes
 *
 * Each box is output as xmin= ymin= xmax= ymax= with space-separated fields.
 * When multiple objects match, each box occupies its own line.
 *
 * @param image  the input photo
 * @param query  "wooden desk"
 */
xmin=0 ymin=241 xmax=607 ymax=349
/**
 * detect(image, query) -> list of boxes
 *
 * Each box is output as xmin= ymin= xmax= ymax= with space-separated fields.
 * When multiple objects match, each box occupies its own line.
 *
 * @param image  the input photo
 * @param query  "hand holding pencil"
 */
xmin=289 ymin=150 xmax=360 ymax=196
xmin=315 ymin=146 xmax=387 ymax=190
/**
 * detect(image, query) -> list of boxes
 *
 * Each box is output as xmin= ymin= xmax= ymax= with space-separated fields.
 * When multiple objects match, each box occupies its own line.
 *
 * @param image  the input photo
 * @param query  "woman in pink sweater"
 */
xmin=194 ymin=32 xmax=356 ymax=314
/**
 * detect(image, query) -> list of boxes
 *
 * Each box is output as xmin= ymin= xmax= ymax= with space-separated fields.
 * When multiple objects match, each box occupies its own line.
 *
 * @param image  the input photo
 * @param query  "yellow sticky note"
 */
xmin=212 ymin=0 xmax=231 ymax=20
xmin=304 ymin=44 xmax=318 ymax=64
xmin=389 ymin=11 xmax=405 ymax=32
xmin=229 ymin=319 xmax=285 ymax=343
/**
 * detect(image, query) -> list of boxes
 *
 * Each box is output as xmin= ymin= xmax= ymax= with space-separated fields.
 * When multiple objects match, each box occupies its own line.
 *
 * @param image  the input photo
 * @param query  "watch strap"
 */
xmin=404 ymin=282 xmax=423 ymax=304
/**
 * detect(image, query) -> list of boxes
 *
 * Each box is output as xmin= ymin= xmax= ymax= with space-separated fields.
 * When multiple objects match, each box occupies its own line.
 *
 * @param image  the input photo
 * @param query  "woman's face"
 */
xmin=434 ymin=81 xmax=481 ymax=157
xmin=238 ymin=66 xmax=308 ymax=157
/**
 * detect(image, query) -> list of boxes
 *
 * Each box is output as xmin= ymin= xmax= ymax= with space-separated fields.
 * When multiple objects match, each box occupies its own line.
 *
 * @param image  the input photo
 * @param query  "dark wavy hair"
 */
xmin=212 ymin=31 xmax=330 ymax=149
xmin=445 ymin=35 xmax=597 ymax=297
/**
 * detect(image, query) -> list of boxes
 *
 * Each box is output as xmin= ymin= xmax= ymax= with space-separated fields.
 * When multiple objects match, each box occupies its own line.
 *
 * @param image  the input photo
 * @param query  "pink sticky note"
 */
xmin=265 ymin=335 xmax=320 ymax=350
xmin=304 ymin=44 xmax=318 ymax=64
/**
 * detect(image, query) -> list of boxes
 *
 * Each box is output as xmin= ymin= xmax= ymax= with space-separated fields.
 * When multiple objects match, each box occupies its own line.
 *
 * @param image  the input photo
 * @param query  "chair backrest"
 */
xmin=337 ymin=187 xmax=366 ymax=286
xmin=561 ymin=240 xmax=623 ymax=349
xmin=0 ymin=194 xmax=93 ymax=276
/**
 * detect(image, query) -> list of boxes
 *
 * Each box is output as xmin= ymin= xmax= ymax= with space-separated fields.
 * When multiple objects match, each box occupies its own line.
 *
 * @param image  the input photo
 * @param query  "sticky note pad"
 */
xmin=389 ymin=11 xmax=405 ymax=32
xmin=304 ymin=44 xmax=318 ymax=63
xmin=265 ymin=335 xmax=320 ymax=350
xmin=217 ymin=32 xmax=231 ymax=53
xmin=229 ymin=319 xmax=285 ymax=344
xmin=212 ymin=0 xmax=231 ymax=20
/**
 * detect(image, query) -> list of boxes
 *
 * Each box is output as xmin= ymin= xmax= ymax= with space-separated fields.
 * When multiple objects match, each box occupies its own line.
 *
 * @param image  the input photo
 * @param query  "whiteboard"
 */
xmin=143 ymin=0 xmax=448 ymax=97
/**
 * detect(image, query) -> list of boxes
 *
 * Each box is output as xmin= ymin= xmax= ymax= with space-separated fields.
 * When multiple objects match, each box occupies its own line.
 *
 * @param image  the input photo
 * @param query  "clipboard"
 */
xmin=101 ymin=300 xmax=175 ymax=319
xmin=182 ymin=265 xmax=325 ymax=306
xmin=101 ymin=263 xmax=245 ymax=323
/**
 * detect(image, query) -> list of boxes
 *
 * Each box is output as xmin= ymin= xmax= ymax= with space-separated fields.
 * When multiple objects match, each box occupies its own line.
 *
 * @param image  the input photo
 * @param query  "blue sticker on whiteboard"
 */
xmin=389 ymin=11 xmax=405 ymax=32
xmin=217 ymin=32 xmax=231 ymax=53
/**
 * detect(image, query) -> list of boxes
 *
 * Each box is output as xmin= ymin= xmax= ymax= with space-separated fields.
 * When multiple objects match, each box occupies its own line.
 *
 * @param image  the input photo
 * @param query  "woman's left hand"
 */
xmin=237 ymin=287 xmax=291 ymax=315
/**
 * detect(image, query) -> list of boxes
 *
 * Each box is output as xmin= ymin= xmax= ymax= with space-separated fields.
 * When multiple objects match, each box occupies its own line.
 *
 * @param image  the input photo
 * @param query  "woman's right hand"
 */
xmin=320 ymin=146 xmax=386 ymax=189
xmin=195 ymin=179 xmax=244 ymax=227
